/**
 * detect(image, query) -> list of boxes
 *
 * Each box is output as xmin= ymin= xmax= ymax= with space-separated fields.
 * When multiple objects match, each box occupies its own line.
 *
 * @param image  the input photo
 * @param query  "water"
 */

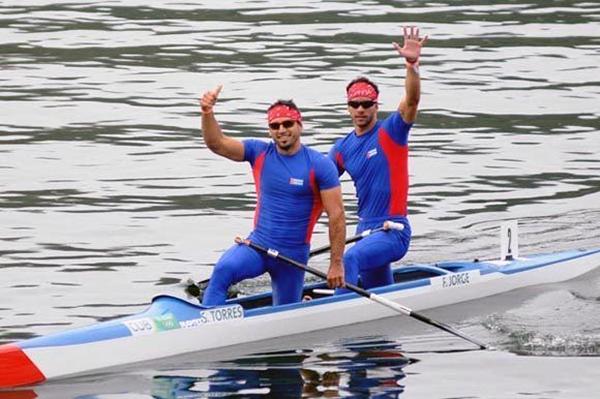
xmin=1 ymin=0 xmax=600 ymax=397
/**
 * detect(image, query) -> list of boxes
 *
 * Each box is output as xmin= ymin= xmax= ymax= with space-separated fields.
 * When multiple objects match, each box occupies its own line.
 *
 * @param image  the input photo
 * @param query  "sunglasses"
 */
xmin=347 ymin=100 xmax=377 ymax=109
xmin=268 ymin=120 xmax=296 ymax=130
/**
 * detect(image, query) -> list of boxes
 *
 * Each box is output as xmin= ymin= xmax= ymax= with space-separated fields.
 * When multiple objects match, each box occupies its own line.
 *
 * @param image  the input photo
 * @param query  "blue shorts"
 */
xmin=202 ymin=242 xmax=309 ymax=306
xmin=341 ymin=217 xmax=411 ymax=290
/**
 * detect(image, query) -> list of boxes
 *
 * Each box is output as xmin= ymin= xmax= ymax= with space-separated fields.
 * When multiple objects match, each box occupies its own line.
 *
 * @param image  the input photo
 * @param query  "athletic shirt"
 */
xmin=328 ymin=112 xmax=412 ymax=221
xmin=244 ymin=140 xmax=340 ymax=249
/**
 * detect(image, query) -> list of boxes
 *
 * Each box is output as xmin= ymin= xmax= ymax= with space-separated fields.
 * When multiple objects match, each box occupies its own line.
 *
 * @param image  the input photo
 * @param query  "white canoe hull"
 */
xmin=2 ymin=248 xmax=599 ymax=387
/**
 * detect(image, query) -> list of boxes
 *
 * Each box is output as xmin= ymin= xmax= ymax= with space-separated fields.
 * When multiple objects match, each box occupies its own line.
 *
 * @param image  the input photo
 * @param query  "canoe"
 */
xmin=1 ymin=247 xmax=599 ymax=388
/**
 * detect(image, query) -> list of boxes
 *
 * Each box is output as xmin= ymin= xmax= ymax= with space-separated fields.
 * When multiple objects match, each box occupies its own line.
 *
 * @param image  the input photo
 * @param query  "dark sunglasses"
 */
xmin=347 ymin=100 xmax=377 ymax=109
xmin=268 ymin=120 xmax=296 ymax=130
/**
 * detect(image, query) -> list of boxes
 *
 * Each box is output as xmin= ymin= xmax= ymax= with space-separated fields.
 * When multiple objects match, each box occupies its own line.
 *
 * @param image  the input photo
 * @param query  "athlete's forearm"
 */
xmin=327 ymin=206 xmax=346 ymax=266
xmin=404 ymin=63 xmax=420 ymax=108
xmin=201 ymin=112 xmax=226 ymax=153
xmin=393 ymin=26 xmax=427 ymax=122
xmin=398 ymin=63 xmax=420 ymax=121
xmin=199 ymin=85 xmax=244 ymax=160
xmin=200 ymin=110 xmax=244 ymax=161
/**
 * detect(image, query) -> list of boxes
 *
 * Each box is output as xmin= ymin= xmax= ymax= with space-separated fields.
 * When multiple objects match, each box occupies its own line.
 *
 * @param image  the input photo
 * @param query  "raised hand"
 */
xmin=199 ymin=84 xmax=223 ymax=114
xmin=393 ymin=26 xmax=428 ymax=64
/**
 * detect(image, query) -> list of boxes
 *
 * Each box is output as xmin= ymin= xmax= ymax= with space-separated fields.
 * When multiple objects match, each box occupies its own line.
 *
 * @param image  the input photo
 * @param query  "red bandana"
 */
xmin=347 ymin=82 xmax=378 ymax=101
xmin=267 ymin=105 xmax=302 ymax=124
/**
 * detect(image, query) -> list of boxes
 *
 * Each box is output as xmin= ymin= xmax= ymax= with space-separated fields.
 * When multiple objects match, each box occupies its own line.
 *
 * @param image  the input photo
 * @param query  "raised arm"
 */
xmin=320 ymin=186 xmax=346 ymax=288
xmin=200 ymin=85 xmax=245 ymax=161
xmin=393 ymin=26 xmax=428 ymax=124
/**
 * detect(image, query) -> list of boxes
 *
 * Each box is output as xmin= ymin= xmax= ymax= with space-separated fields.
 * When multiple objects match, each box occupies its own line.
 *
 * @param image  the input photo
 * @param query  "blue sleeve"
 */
xmin=315 ymin=154 xmax=341 ymax=191
xmin=243 ymin=139 xmax=268 ymax=165
xmin=327 ymin=141 xmax=345 ymax=176
xmin=382 ymin=112 xmax=412 ymax=146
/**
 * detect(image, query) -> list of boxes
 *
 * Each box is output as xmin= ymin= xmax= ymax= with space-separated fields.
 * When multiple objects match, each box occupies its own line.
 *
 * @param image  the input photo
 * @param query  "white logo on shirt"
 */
xmin=289 ymin=177 xmax=304 ymax=186
xmin=367 ymin=148 xmax=378 ymax=159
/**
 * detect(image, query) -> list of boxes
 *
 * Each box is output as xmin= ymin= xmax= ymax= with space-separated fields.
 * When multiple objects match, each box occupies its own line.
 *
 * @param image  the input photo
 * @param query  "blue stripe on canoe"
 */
xmin=244 ymin=277 xmax=432 ymax=317
xmin=19 ymin=322 xmax=132 ymax=350
xmin=19 ymin=296 xmax=206 ymax=349
xmin=496 ymin=248 xmax=600 ymax=275
xmin=18 ymin=249 xmax=600 ymax=350
xmin=18 ymin=278 xmax=432 ymax=349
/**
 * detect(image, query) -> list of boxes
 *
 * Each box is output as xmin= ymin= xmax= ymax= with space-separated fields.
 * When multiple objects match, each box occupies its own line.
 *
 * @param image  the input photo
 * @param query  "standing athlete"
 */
xmin=200 ymin=86 xmax=345 ymax=306
xmin=328 ymin=26 xmax=427 ymax=289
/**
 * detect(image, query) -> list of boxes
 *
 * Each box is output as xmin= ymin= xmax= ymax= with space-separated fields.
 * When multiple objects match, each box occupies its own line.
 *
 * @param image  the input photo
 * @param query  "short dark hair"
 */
xmin=267 ymin=99 xmax=300 ymax=113
xmin=345 ymin=77 xmax=379 ymax=96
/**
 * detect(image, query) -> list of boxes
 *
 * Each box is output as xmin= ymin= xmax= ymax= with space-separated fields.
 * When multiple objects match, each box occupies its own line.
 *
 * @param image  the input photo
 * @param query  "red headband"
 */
xmin=347 ymin=81 xmax=378 ymax=101
xmin=267 ymin=104 xmax=302 ymax=124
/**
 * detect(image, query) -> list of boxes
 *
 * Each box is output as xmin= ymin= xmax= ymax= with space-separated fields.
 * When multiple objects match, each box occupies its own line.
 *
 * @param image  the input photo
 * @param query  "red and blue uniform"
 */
xmin=203 ymin=139 xmax=340 ymax=306
xmin=329 ymin=111 xmax=412 ymax=289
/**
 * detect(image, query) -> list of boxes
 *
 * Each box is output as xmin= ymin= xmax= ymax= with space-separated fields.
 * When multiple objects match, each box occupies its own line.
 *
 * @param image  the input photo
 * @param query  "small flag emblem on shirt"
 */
xmin=367 ymin=148 xmax=378 ymax=158
xmin=289 ymin=177 xmax=304 ymax=186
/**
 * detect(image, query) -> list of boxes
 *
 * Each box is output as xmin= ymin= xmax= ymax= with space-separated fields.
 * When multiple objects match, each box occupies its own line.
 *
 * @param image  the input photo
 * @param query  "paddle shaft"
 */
xmin=310 ymin=220 xmax=405 ymax=257
xmin=310 ymin=228 xmax=382 ymax=257
xmin=238 ymin=238 xmax=489 ymax=350
xmin=185 ymin=222 xmax=401 ymax=299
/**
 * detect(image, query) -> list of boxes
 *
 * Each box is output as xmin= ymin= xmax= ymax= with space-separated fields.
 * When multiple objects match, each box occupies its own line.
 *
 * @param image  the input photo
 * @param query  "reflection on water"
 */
xmin=152 ymin=339 xmax=412 ymax=398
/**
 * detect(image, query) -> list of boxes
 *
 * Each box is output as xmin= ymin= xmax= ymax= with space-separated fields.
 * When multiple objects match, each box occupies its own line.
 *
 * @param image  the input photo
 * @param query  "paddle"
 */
xmin=309 ymin=220 xmax=404 ymax=257
xmin=236 ymin=236 xmax=489 ymax=350
xmin=184 ymin=222 xmax=403 ymax=299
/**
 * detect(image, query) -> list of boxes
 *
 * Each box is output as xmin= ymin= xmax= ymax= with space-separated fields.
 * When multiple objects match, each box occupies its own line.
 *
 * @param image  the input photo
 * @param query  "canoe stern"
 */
xmin=0 ymin=343 xmax=46 ymax=388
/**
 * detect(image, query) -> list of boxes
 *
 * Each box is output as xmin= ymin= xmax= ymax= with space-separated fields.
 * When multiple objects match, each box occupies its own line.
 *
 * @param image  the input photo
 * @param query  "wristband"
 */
xmin=405 ymin=60 xmax=420 ymax=74
xmin=405 ymin=56 xmax=419 ymax=66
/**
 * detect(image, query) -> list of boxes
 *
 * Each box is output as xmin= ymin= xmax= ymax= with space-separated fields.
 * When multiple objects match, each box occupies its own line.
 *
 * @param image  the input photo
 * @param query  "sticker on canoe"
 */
xmin=430 ymin=270 xmax=481 ymax=289
xmin=123 ymin=312 xmax=179 ymax=336
xmin=180 ymin=304 xmax=244 ymax=329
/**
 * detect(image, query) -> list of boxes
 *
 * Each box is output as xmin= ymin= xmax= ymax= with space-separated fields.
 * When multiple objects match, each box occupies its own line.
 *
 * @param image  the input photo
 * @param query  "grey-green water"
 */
xmin=1 ymin=1 xmax=600 ymax=398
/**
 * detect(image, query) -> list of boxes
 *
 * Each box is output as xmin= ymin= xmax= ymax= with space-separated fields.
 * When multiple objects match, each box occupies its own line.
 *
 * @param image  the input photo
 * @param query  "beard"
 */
xmin=276 ymin=141 xmax=292 ymax=150
xmin=353 ymin=113 xmax=373 ymax=128
xmin=274 ymin=135 xmax=297 ymax=151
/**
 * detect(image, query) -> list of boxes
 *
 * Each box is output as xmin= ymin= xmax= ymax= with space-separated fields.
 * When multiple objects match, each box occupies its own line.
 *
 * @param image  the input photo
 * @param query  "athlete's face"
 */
xmin=268 ymin=118 xmax=302 ymax=154
xmin=347 ymin=96 xmax=378 ymax=132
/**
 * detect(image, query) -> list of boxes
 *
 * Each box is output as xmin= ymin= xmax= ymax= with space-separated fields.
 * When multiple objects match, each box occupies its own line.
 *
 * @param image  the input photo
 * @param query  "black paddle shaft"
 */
xmin=239 ymin=237 xmax=489 ymax=350
xmin=186 ymin=222 xmax=402 ymax=298
xmin=309 ymin=221 xmax=405 ymax=257
xmin=309 ymin=232 xmax=368 ymax=257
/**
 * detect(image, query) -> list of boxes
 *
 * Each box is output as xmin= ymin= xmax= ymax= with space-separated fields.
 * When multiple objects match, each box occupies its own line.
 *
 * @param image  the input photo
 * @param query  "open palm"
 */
xmin=393 ymin=26 xmax=428 ymax=63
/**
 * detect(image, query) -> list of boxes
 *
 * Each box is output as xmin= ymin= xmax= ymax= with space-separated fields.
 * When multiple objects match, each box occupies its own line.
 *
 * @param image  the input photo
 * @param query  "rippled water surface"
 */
xmin=1 ymin=1 xmax=600 ymax=398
